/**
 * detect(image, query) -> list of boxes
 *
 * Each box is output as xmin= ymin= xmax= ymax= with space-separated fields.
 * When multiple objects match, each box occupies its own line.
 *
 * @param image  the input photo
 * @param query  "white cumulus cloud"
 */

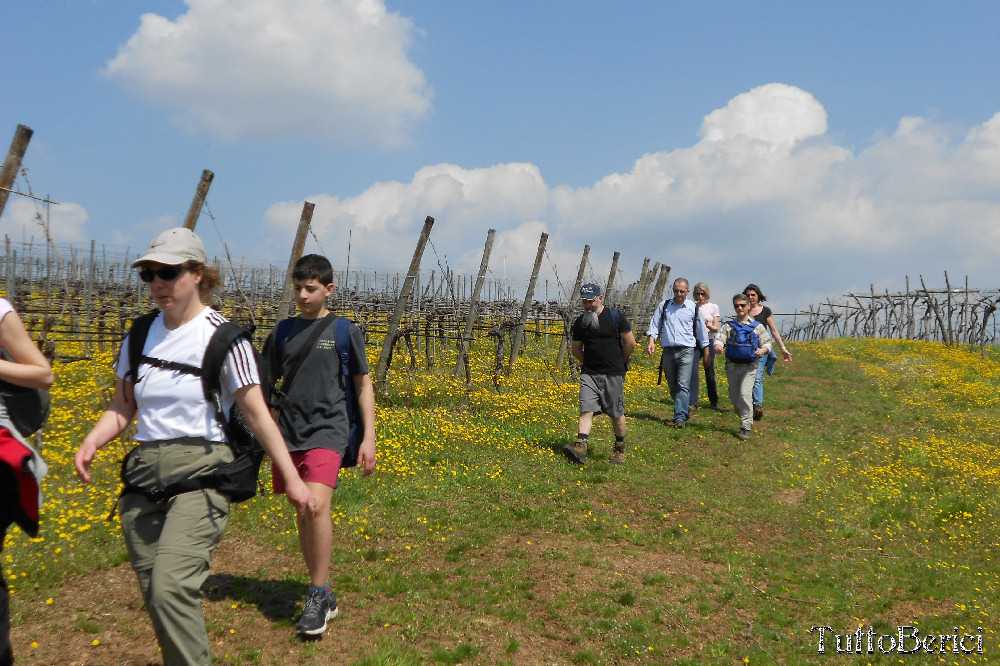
xmin=700 ymin=83 xmax=828 ymax=146
xmin=103 ymin=0 xmax=432 ymax=147
xmin=3 ymin=197 xmax=89 ymax=244
xmin=265 ymin=162 xmax=550 ymax=272
xmin=261 ymin=84 xmax=1000 ymax=314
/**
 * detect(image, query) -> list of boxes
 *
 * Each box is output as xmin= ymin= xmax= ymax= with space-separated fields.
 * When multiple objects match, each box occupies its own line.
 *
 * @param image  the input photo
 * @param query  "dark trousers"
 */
xmin=1 ymin=530 xmax=11 ymax=666
xmin=689 ymin=345 xmax=719 ymax=407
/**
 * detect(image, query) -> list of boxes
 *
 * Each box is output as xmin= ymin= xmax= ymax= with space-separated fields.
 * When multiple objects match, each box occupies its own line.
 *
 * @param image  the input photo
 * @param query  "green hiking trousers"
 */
xmin=119 ymin=438 xmax=233 ymax=666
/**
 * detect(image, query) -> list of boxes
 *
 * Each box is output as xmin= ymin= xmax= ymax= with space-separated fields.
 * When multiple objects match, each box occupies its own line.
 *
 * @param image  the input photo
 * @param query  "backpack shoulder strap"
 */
xmin=200 ymin=321 xmax=251 ymax=406
xmin=608 ymin=307 xmax=620 ymax=333
xmin=608 ymin=307 xmax=624 ymax=349
xmin=335 ymin=317 xmax=363 ymax=463
xmin=334 ymin=317 xmax=352 ymax=383
xmin=274 ymin=317 xmax=296 ymax=359
xmin=125 ymin=309 xmax=160 ymax=383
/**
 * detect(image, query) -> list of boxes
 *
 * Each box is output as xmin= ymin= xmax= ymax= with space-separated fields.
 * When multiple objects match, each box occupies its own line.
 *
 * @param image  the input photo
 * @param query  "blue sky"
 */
xmin=3 ymin=1 xmax=1000 ymax=319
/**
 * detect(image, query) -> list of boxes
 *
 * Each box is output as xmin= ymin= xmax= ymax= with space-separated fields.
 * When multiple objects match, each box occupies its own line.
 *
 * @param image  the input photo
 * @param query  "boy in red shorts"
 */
xmin=263 ymin=254 xmax=376 ymax=636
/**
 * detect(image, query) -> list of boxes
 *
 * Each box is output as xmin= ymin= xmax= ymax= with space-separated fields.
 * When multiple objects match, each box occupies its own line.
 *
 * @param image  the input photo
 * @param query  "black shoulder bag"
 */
xmin=0 ymin=351 xmax=50 ymax=437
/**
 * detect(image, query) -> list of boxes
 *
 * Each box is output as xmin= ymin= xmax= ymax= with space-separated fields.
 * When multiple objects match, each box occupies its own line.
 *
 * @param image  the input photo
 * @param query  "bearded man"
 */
xmin=563 ymin=283 xmax=636 ymax=465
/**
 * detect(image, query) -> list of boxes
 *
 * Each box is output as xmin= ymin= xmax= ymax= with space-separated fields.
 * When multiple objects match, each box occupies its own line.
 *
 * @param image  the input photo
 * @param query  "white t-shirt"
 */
xmin=115 ymin=307 xmax=259 ymax=442
xmin=701 ymin=302 xmax=721 ymax=342
xmin=0 ymin=297 xmax=13 ymax=351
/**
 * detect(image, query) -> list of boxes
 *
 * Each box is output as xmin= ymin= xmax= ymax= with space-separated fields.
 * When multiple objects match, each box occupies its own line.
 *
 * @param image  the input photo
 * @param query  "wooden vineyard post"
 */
xmin=647 ymin=264 xmax=671 ymax=322
xmin=605 ymin=251 xmax=620 ymax=305
xmin=455 ymin=228 xmax=495 ymax=381
xmin=507 ymin=232 xmax=549 ymax=373
xmin=555 ymin=245 xmax=591 ymax=370
xmin=0 ymin=124 xmax=33 ymax=220
xmin=182 ymin=170 xmax=214 ymax=230
xmin=905 ymin=276 xmax=914 ymax=340
xmin=86 ymin=240 xmax=95 ymax=351
xmin=920 ymin=274 xmax=950 ymax=344
xmin=629 ymin=257 xmax=651 ymax=316
xmin=375 ymin=216 xmax=434 ymax=388
xmin=275 ymin=201 xmax=315 ymax=324
xmin=945 ymin=271 xmax=954 ymax=345
xmin=639 ymin=261 xmax=661 ymax=320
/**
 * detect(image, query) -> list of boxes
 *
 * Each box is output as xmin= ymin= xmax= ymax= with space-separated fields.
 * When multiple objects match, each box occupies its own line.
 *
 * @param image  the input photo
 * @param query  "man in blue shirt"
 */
xmin=645 ymin=278 xmax=710 ymax=428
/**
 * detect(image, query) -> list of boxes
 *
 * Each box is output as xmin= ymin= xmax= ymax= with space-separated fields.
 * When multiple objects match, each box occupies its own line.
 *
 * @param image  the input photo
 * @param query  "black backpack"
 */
xmin=119 ymin=310 xmax=268 ymax=503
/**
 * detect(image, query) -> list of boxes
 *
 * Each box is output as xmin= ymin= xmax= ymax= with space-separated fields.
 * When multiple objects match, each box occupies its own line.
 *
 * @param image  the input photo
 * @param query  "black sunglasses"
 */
xmin=139 ymin=265 xmax=185 ymax=283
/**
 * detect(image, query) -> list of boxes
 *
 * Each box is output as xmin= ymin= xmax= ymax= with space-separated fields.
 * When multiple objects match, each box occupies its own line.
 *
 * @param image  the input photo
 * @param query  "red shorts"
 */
xmin=272 ymin=448 xmax=342 ymax=492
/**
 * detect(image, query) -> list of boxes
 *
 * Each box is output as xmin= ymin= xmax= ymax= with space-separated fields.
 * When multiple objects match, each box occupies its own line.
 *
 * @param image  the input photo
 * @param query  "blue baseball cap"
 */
xmin=580 ymin=283 xmax=602 ymax=299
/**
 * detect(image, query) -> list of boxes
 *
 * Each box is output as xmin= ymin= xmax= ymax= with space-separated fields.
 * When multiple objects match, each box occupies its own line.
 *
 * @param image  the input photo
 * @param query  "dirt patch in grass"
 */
xmin=12 ymin=524 xmax=741 ymax=665
xmin=776 ymin=488 xmax=806 ymax=505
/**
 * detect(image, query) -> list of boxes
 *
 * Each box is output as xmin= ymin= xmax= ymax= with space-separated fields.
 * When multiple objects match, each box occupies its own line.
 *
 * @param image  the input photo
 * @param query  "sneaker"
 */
xmin=673 ymin=418 xmax=686 ymax=429
xmin=563 ymin=439 xmax=587 ymax=464
xmin=296 ymin=589 xmax=339 ymax=636
xmin=753 ymin=404 xmax=763 ymax=421
xmin=609 ymin=445 xmax=626 ymax=465
xmin=738 ymin=428 xmax=751 ymax=440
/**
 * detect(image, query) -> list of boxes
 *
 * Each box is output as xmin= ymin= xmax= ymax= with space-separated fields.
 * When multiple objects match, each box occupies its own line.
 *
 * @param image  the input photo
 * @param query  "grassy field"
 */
xmin=5 ymin=335 xmax=1000 ymax=664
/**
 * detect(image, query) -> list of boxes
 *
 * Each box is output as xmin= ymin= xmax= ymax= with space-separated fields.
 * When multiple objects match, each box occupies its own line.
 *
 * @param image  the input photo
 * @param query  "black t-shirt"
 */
xmin=753 ymin=306 xmax=773 ymax=326
xmin=263 ymin=316 xmax=369 ymax=454
xmin=571 ymin=307 xmax=632 ymax=376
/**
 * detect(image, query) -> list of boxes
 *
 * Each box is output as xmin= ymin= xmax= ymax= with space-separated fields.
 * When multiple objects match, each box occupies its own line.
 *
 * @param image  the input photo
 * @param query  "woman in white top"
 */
xmin=0 ymin=298 xmax=53 ymax=666
xmin=74 ymin=228 xmax=316 ymax=666
xmin=688 ymin=283 xmax=721 ymax=410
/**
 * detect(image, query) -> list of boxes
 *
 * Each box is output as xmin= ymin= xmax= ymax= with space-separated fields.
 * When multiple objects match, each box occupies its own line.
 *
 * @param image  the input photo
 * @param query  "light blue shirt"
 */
xmin=646 ymin=298 xmax=710 ymax=349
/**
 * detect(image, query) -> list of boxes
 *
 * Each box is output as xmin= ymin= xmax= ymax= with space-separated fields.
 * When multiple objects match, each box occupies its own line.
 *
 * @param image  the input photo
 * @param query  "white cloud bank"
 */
xmin=3 ymin=197 xmax=89 ymax=244
xmin=265 ymin=83 xmax=1000 ymax=314
xmin=103 ymin=0 xmax=432 ymax=147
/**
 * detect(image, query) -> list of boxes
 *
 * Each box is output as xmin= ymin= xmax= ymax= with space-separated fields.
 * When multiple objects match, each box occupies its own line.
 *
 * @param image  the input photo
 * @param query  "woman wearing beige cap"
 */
xmin=74 ymin=227 xmax=316 ymax=666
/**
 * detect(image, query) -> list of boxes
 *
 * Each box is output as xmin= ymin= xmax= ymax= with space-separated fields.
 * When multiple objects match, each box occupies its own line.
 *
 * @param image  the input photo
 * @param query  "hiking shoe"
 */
xmin=296 ymin=589 xmax=339 ymax=636
xmin=609 ymin=445 xmax=626 ymax=465
xmin=563 ymin=439 xmax=588 ymax=465
xmin=753 ymin=404 xmax=763 ymax=421
xmin=673 ymin=418 xmax=686 ymax=429
xmin=738 ymin=428 xmax=751 ymax=441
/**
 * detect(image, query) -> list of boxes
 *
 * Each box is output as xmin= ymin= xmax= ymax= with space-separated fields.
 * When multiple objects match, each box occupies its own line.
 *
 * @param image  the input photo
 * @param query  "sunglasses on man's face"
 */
xmin=139 ymin=265 xmax=185 ymax=283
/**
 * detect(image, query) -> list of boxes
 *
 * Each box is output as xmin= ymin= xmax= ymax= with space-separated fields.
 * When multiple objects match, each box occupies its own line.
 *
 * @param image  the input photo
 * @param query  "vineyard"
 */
xmin=1 ymin=228 xmax=675 ymax=389
xmin=5 ymin=127 xmax=1000 ymax=664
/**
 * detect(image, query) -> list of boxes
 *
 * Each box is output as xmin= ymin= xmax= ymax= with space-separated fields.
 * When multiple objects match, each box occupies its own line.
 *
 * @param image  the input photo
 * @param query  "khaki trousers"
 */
xmin=725 ymin=361 xmax=758 ymax=431
xmin=119 ymin=440 xmax=232 ymax=666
